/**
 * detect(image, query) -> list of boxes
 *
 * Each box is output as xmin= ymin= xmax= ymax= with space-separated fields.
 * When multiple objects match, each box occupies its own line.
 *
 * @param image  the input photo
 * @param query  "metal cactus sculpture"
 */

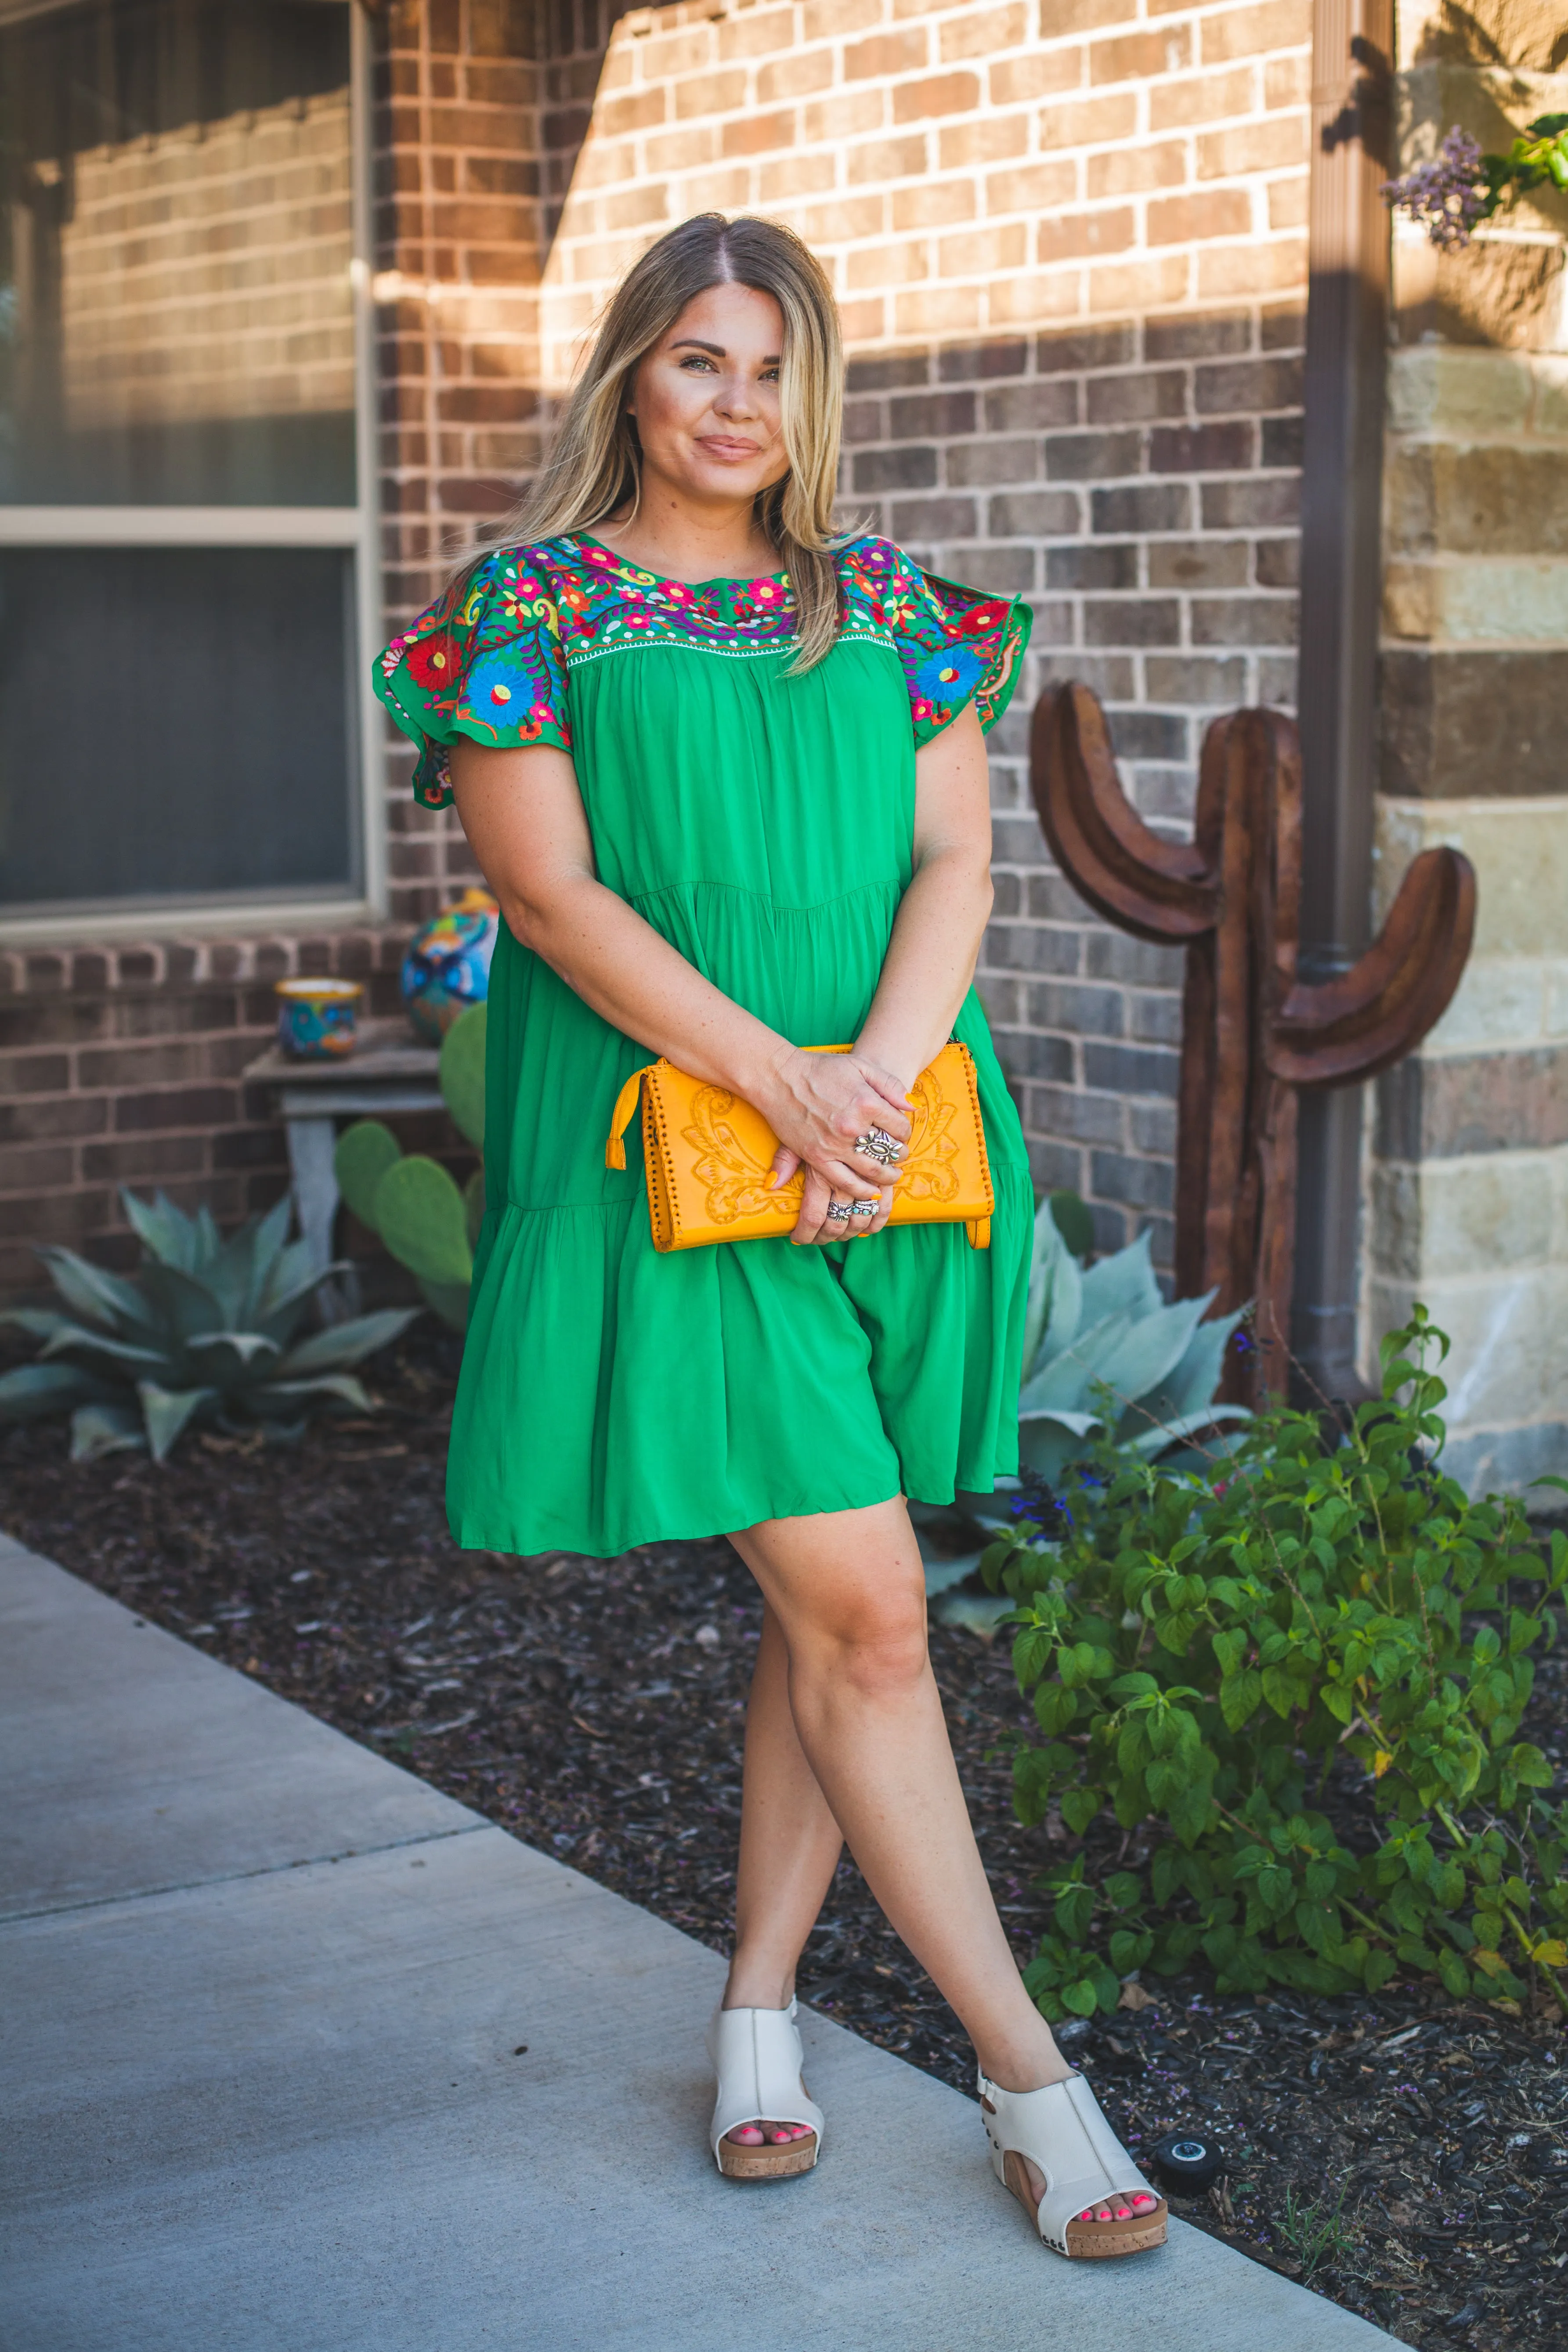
xmin=1030 ymin=684 xmax=1476 ymax=1402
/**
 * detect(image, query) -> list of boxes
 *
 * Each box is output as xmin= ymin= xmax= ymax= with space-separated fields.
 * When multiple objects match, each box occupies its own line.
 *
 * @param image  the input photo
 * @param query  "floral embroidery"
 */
xmin=372 ymin=531 xmax=1027 ymax=806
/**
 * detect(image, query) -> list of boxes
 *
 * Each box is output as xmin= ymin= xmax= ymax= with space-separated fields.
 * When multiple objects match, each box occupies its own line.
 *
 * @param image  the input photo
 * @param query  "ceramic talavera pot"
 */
xmin=401 ymin=886 xmax=501 ymax=1044
xmin=275 ymin=976 xmax=363 ymax=1059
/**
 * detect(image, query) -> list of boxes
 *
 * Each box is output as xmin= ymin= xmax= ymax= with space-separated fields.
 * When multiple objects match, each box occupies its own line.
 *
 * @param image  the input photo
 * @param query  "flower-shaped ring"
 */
xmin=855 ymin=1127 xmax=904 ymax=1167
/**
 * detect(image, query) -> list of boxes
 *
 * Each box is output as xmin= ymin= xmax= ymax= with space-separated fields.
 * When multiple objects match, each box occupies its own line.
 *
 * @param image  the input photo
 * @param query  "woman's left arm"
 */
xmin=855 ymin=701 xmax=995 ymax=1092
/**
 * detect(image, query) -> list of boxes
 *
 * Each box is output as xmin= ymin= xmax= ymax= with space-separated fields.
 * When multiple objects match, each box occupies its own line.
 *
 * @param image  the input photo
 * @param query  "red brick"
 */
xmin=114 ymin=1087 xmax=239 ymax=1134
xmin=674 ymin=70 xmax=748 ymax=119
xmin=0 ymin=1096 xmax=108 ymax=1146
xmin=893 ymin=72 xmax=980 ymax=123
xmin=0 ymin=1189 xmax=112 ymax=1244
xmin=845 ymin=30 xmax=929 ymax=81
xmin=1037 ymin=208 xmax=1134 ymax=264
xmin=0 ymin=1053 xmax=69 ymax=1095
xmin=81 ymin=1135 xmax=210 ymax=1185
xmin=0 ymin=999 xmax=108 ymax=1049
xmin=1148 ymin=189 xmax=1254 ymax=245
xmin=941 ymin=4 xmax=1027 ymax=61
xmin=722 ymin=110 xmax=796 ymax=156
xmin=0 ymin=1144 xmax=76 ymax=1193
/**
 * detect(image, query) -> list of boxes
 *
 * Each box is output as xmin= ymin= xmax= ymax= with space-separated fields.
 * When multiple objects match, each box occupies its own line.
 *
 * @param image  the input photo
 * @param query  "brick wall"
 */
xmin=374 ymin=0 xmax=552 ymax=929
xmin=1361 ymin=0 xmax=1568 ymax=1491
xmin=2 ymin=0 xmax=1316 ymax=1294
xmin=0 ymin=934 xmax=409 ymax=1297
xmin=535 ymin=0 xmax=1314 ymax=1256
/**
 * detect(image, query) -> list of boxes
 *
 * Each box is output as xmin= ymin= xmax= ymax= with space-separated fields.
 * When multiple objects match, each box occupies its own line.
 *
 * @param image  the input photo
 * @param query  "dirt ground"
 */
xmin=4 ymin=1330 xmax=1564 ymax=2350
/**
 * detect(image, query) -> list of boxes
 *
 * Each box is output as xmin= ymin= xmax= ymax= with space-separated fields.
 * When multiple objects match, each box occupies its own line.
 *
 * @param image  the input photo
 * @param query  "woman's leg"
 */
xmin=727 ymin=1494 xmax=1066 ymax=2095
xmin=725 ymin=1598 xmax=845 ymax=2012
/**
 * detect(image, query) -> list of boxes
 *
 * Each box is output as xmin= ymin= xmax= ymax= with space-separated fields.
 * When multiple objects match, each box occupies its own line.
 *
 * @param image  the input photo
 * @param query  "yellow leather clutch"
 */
xmin=604 ymin=1041 xmax=994 ymax=1254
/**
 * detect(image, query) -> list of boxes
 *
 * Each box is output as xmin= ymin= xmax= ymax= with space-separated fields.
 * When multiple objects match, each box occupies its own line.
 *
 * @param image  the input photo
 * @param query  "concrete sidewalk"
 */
xmin=0 ymin=1532 xmax=1398 ymax=2352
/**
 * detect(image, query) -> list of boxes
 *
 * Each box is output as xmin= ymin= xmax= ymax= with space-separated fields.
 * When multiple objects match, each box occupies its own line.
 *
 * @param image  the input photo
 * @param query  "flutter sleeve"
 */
xmin=372 ymin=549 xmax=572 ymax=809
xmin=851 ymin=538 xmax=1031 ymax=750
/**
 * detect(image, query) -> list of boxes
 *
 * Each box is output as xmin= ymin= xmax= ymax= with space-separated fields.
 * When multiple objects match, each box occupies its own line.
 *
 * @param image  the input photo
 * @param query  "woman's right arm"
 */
xmin=448 ymin=737 xmax=910 ymax=1236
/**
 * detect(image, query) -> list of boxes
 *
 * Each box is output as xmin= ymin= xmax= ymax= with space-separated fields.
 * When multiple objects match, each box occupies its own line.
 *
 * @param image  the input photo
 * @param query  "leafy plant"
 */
xmin=1383 ymin=118 xmax=1568 ymax=248
xmin=980 ymin=1309 xmax=1568 ymax=2023
xmin=916 ymin=1192 xmax=1249 ymax=1626
xmin=336 ymin=1003 xmax=486 ymax=1331
xmin=1277 ymin=2185 xmax=1353 ymax=2284
xmin=0 ymin=1190 xmax=416 ymax=1463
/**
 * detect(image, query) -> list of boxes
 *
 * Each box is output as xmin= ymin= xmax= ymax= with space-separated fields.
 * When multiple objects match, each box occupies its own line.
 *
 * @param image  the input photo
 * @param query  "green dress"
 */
xmin=374 ymin=531 xmax=1034 ymax=1557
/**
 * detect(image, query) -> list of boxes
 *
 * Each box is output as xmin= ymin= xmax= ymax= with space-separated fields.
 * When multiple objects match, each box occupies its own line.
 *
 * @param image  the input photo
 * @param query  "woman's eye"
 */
xmin=679 ymin=354 xmax=717 ymax=372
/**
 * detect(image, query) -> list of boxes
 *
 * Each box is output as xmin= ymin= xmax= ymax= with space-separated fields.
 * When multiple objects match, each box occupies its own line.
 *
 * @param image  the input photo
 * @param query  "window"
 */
xmin=0 ymin=0 xmax=380 ymax=933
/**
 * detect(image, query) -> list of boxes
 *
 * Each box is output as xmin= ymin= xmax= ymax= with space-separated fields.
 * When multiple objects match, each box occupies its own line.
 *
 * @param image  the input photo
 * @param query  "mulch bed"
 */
xmin=4 ymin=1328 xmax=1564 ymax=2349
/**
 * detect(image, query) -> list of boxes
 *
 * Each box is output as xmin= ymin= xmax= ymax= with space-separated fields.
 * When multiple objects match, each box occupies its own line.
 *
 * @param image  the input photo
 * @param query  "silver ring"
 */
xmin=856 ymin=1127 xmax=903 ymax=1166
xmin=850 ymin=1198 xmax=877 ymax=1218
xmin=824 ymin=1200 xmax=852 ymax=1223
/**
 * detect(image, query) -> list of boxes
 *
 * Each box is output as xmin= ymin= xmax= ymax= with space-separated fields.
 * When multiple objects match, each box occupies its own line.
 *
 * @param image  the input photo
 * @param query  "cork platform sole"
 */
xmin=1001 ymin=2150 xmax=1168 ymax=2256
xmin=718 ymin=2126 xmax=820 ymax=2180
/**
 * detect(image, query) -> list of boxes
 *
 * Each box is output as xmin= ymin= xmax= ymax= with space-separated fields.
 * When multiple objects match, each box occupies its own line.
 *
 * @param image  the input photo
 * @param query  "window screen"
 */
xmin=0 ymin=546 xmax=356 ymax=910
xmin=0 ymin=0 xmax=366 ymax=924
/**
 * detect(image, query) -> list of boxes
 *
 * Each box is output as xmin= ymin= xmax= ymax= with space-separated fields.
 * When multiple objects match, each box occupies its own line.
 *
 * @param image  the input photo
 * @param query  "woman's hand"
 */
xmin=760 ymin=1049 xmax=912 ymax=1245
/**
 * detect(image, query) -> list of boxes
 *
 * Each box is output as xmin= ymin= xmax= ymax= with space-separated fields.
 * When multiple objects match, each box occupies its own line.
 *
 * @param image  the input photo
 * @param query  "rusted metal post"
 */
xmin=1295 ymin=0 xmax=1395 ymax=1400
xmin=1030 ymin=683 xmax=1475 ymax=1404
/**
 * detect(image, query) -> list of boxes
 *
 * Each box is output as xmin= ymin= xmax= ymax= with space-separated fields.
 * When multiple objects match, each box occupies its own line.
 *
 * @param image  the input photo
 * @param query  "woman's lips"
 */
xmin=696 ymin=436 xmax=763 ymax=460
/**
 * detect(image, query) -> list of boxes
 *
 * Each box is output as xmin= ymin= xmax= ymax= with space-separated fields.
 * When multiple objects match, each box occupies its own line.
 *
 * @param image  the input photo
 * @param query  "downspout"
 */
xmin=1290 ymin=0 xmax=1394 ymax=1402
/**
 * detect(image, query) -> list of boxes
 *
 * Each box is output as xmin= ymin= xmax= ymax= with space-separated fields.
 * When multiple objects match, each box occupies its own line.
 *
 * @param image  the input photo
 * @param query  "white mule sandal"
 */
xmin=707 ymin=2000 xmax=824 ymax=2181
xmin=979 ymin=2070 xmax=1168 ymax=2257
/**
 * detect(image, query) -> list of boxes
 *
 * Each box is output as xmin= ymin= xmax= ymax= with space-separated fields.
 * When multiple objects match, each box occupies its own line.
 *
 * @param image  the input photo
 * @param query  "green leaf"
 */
xmin=276 ymin=1309 xmax=417 ymax=1378
xmin=1047 ymin=1189 xmax=1095 ymax=1261
xmin=136 ymin=1380 xmax=217 ymax=1463
xmin=1220 ymin=1668 xmax=1262 ymax=1730
xmin=121 ymin=1188 xmax=202 ymax=1273
xmin=371 ymin=1156 xmax=473 ymax=1288
xmin=0 ymin=1362 xmax=104 ymax=1422
xmin=1060 ymin=1977 xmax=1100 ymax=2018
xmin=335 ymin=1121 xmax=404 ymax=1230
xmin=263 ymin=1374 xmax=373 ymax=1413
xmin=1508 ymin=1743 xmax=1554 ymax=1789
xmin=439 ymin=1003 xmax=488 ymax=1149
xmin=33 ymin=1246 xmax=157 ymax=1335
xmin=69 ymin=1401 xmax=145 ymax=1460
xmin=1059 ymin=1786 xmax=1103 ymax=1834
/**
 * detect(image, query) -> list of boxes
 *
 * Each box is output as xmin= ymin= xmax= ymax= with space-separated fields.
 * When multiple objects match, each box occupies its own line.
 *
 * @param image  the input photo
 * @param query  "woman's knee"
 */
xmin=794 ymin=1576 xmax=929 ymax=1698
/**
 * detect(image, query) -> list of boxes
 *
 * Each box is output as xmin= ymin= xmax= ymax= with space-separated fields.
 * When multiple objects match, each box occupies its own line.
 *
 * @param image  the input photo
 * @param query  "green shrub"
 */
xmin=917 ymin=1191 xmax=1250 ymax=1630
xmin=0 ymin=1190 xmax=416 ymax=1463
xmin=980 ymin=1308 xmax=1568 ymax=2021
xmin=336 ymin=1004 xmax=486 ymax=1331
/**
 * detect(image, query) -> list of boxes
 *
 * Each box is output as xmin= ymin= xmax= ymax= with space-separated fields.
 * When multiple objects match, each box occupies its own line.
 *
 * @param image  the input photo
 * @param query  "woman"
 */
xmin=375 ymin=214 xmax=1164 ymax=2260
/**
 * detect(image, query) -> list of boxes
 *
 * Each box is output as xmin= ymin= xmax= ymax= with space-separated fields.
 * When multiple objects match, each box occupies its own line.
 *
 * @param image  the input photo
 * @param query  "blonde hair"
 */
xmin=483 ymin=214 xmax=847 ymax=671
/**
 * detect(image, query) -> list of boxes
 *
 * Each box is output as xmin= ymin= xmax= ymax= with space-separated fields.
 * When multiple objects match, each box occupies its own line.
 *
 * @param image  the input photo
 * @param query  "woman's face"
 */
xmin=626 ymin=282 xmax=791 ymax=513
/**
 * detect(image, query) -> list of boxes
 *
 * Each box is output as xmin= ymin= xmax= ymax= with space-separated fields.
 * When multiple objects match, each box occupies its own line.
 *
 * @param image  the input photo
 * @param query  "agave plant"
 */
xmin=0 ymin=1189 xmax=418 ymax=1463
xmin=918 ymin=1193 xmax=1250 ymax=1627
xmin=334 ymin=1004 xmax=485 ymax=1332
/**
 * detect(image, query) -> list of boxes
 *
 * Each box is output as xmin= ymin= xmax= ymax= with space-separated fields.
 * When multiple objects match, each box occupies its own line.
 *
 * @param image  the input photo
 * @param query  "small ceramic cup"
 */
xmin=275 ymin=976 xmax=363 ymax=1060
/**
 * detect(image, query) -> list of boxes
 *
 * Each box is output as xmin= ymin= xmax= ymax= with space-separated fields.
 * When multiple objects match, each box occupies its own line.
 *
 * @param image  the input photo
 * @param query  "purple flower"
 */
xmin=1382 ymin=129 xmax=1487 ymax=249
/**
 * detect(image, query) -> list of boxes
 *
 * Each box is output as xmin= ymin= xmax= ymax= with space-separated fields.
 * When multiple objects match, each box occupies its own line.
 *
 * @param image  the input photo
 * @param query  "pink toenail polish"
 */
xmin=1115 ymin=2206 xmax=1131 ymax=2219
xmin=732 ymin=2125 xmax=764 ymax=2144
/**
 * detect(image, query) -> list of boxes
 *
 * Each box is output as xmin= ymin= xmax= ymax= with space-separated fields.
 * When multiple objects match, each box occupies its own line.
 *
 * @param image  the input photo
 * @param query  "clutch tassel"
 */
xmin=605 ymin=1066 xmax=651 ymax=1171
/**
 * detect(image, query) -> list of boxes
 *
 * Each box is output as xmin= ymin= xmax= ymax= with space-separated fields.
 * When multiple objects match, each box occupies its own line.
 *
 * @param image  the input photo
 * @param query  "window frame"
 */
xmin=0 ymin=0 xmax=384 ymax=945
